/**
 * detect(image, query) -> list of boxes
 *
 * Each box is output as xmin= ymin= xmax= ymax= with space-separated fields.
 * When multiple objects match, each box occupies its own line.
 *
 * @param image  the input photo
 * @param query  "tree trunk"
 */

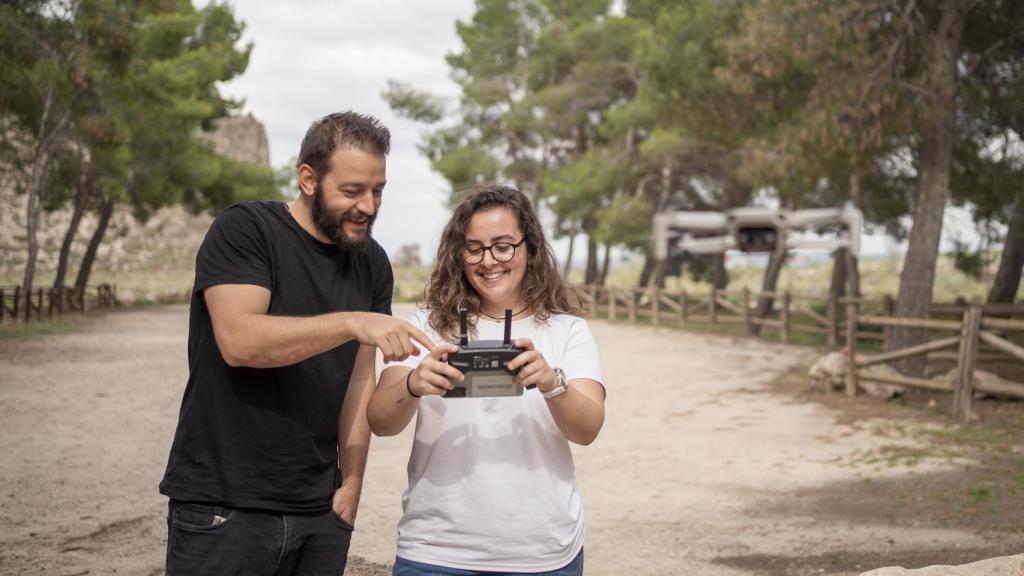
xmin=751 ymin=251 xmax=787 ymax=336
xmin=562 ymin=225 xmax=576 ymax=279
xmin=832 ymin=172 xmax=864 ymax=300
xmin=20 ymin=84 xmax=69 ymax=313
xmin=888 ymin=0 xmax=967 ymax=376
xmin=712 ymin=254 xmax=728 ymax=290
xmin=830 ymin=248 xmax=848 ymax=298
xmin=74 ymin=196 xmax=115 ymax=293
xmin=584 ymin=235 xmax=599 ymax=285
xmin=54 ymin=172 xmax=91 ymax=289
xmin=987 ymin=198 xmax=1023 ymax=304
xmin=636 ymin=243 xmax=655 ymax=288
xmin=21 ymin=156 xmax=46 ymax=313
xmin=652 ymin=259 xmax=668 ymax=289
xmin=599 ymin=243 xmax=612 ymax=286
xmin=846 ymin=251 xmax=861 ymax=299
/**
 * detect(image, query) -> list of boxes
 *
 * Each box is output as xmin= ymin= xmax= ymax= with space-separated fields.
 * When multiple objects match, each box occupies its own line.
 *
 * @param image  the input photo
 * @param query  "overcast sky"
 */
xmin=213 ymin=0 xmax=475 ymax=264
xmin=213 ymin=1 xmax=983 ymax=266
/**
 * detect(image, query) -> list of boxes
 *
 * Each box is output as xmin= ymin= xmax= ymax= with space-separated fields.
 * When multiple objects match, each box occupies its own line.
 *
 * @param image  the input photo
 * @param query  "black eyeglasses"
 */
xmin=461 ymin=239 xmax=525 ymax=264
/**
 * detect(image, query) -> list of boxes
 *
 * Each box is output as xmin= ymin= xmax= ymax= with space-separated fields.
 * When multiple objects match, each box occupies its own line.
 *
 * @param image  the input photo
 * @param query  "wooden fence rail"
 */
xmin=572 ymin=284 xmax=1024 ymax=422
xmin=0 ymin=284 xmax=117 ymax=323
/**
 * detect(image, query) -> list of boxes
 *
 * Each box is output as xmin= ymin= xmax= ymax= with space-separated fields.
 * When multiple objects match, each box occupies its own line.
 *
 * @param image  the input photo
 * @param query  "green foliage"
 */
xmin=2 ymin=0 xmax=262 ymax=216
xmin=183 ymin=152 xmax=280 ymax=214
xmin=1 ymin=0 xmax=271 ymax=291
xmin=382 ymin=80 xmax=446 ymax=123
xmin=386 ymin=0 xmax=1023 ymax=298
xmin=593 ymin=194 xmax=652 ymax=249
xmin=950 ymin=240 xmax=989 ymax=280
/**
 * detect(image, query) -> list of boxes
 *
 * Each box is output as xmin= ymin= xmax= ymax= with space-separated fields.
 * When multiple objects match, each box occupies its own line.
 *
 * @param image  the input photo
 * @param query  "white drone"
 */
xmin=652 ymin=203 xmax=863 ymax=260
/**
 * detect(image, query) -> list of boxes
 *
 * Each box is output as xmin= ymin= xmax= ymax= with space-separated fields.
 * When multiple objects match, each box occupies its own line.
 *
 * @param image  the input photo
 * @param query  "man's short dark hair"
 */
xmin=296 ymin=111 xmax=391 ymax=179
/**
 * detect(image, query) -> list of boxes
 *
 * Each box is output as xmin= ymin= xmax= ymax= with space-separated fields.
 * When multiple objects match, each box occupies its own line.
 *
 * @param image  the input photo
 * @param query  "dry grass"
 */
xmin=571 ymin=252 xmax=1022 ymax=303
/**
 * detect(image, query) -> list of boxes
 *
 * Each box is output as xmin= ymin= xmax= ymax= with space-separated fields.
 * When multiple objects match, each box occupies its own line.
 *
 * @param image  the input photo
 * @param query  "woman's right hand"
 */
xmin=408 ymin=343 xmax=463 ymax=397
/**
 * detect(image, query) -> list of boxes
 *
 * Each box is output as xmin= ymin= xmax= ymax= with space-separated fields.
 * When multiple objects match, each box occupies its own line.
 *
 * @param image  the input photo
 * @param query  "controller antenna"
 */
xmin=459 ymin=306 xmax=469 ymax=346
xmin=503 ymin=308 xmax=512 ymax=345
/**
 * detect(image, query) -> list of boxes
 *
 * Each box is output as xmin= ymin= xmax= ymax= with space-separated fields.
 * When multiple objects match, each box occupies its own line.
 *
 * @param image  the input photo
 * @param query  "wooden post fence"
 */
xmin=781 ymin=291 xmax=791 ymax=344
xmin=0 ymin=284 xmax=118 ymax=323
xmin=953 ymin=306 xmax=982 ymax=423
xmin=680 ymin=290 xmax=689 ymax=327
xmin=845 ymin=299 xmax=859 ymax=397
xmin=627 ymin=288 xmax=636 ymax=323
xmin=882 ymin=294 xmax=895 ymax=349
xmin=566 ymin=284 xmax=1024 ymax=422
xmin=709 ymin=288 xmax=718 ymax=333
xmin=651 ymin=287 xmax=660 ymax=327
xmin=827 ymin=292 xmax=839 ymax=347
xmin=742 ymin=288 xmax=753 ymax=336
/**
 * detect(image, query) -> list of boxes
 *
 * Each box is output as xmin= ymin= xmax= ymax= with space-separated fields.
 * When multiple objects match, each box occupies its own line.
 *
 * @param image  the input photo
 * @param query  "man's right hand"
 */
xmin=346 ymin=312 xmax=435 ymax=363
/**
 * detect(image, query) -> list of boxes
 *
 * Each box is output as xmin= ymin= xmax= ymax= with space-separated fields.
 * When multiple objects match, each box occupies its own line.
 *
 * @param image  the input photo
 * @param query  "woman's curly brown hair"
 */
xmin=424 ymin=183 xmax=582 ymax=341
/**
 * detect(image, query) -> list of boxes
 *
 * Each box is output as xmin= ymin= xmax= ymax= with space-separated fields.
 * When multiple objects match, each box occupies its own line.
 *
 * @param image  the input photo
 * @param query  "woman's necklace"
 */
xmin=478 ymin=305 xmax=531 ymax=322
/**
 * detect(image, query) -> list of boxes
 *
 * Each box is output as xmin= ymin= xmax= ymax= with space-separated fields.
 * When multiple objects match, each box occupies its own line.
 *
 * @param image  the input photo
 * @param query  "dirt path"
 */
xmin=0 ymin=304 xmax=1020 ymax=575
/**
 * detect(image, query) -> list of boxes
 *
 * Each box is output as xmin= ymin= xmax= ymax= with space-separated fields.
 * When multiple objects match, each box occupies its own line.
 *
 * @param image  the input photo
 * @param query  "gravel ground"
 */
xmin=0 ymin=303 xmax=1020 ymax=575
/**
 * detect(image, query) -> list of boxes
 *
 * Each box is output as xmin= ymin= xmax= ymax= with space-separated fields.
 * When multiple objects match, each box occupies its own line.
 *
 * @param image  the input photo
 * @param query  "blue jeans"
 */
xmin=392 ymin=549 xmax=583 ymax=576
xmin=165 ymin=499 xmax=353 ymax=576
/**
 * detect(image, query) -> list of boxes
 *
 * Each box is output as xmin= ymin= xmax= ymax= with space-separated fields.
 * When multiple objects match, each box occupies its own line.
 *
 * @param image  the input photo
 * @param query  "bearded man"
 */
xmin=160 ymin=111 xmax=433 ymax=576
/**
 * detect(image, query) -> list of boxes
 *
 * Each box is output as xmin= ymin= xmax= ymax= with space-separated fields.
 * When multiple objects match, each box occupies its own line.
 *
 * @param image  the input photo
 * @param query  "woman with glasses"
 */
xmin=367 ymin=183 xmax=606 ymax=576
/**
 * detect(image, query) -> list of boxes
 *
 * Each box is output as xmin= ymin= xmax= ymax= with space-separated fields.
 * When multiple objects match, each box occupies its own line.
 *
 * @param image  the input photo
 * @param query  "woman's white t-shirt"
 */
xmin=386 ymin=309 xmax=604 ymax=572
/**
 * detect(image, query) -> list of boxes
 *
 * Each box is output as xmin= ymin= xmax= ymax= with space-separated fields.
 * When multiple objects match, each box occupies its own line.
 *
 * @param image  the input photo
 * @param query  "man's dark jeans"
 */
xmin=165 ymin=500 xmax=353 ymax=576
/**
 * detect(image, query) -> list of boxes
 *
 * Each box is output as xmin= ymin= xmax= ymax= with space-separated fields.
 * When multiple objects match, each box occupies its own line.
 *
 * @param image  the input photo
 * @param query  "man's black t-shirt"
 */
xmin=159 ymin=201 xmax=392 ymax=513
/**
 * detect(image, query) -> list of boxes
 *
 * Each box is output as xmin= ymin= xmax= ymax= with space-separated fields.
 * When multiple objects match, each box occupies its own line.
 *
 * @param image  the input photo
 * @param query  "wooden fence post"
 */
xmin=782 ymin=291 xmax=791 ymax=344
xmin=953 ymin=306 xmax=982 ymax=423
xmin=35 ymin=287 xmax=43 ymax=320
xmin=589 ymin=285 xmax=597 ymax=317
xmin=742 ymin=287 xmax=753 ymax=335
xmin=609 ymin=287 xmax=617 ymax=321
xmin=627 ymin=288 xmax=636 ymax=323
xmin=883 ymin=294 xmax=895 ymax=349
xmin=827 ymin=292 xmax=839 ymax=347
xmin=651 ymin=286 xmax=660 ymax=327
xmin=845 ymin=299 xmax=859 ymax=398
xmin=0 ymin=288 xmax=5 ymax=323
xmin=680 ymin=290 xmax=689 ymax=327
xmin=710 ymin=288 xmax=718 ymax=333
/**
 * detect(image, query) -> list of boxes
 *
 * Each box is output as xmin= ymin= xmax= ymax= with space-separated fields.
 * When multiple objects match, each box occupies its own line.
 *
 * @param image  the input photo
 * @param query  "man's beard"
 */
xmin=311 ymin=182 xmax=376 ymax=251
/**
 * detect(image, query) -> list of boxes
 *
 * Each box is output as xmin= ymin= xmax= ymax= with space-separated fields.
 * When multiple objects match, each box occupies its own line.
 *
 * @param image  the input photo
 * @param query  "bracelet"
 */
xmin=405 ymin=370 xmax=422 ymax=398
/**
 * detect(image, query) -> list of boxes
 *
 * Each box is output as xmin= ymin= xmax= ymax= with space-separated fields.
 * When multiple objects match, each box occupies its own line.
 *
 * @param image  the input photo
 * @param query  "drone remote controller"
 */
xmin=445 ymin=307 xmax=524 ymax=398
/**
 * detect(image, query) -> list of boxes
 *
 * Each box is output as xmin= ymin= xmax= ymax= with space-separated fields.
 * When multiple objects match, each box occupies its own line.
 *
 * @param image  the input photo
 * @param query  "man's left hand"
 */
xmin=332 ymin=483 xmax=360 ymax=526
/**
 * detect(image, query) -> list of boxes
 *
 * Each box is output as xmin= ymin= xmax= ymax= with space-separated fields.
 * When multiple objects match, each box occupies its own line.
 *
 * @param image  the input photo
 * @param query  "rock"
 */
xmin=860 ymin=553 xmax=1024 ymax=576
xmin=859 ymin=363 xmax=906 ymax=399
xmin=115 ymin=290 xmax=136 ymax=306
xmin=155 ymin=288 xmax=187 ymax=304
xmin=809 ymin=351 xmax=847 ymax=390
xmin=808 ymin=351 xmax=904 ymax=399
xmin=940 ymin=368 xmax=1022 ymax=400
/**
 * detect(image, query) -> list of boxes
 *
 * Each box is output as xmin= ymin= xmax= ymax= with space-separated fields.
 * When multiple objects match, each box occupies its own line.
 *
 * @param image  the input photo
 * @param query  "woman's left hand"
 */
xmin=508 ymin=338 xmax=558 ymax=393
